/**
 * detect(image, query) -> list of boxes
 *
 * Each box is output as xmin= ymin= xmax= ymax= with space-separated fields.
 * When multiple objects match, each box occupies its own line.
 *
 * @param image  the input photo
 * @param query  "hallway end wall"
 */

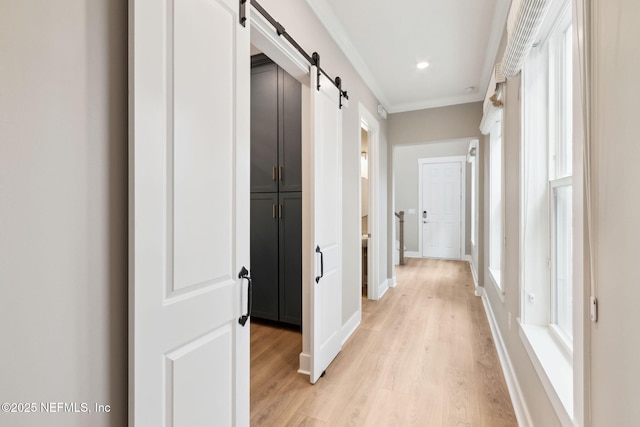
xmin=393 ymin=140 xmax=471 ymax=255
xmin=388 ymin=102 xmax=483 ymax=277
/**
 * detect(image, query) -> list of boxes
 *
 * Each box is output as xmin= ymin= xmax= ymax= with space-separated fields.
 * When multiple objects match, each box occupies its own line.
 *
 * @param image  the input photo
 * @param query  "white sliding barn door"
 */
xmin=129 ymin=0 xmax=250 ymax=425
xmin=309 ymin=68 xmax=343 ymax=384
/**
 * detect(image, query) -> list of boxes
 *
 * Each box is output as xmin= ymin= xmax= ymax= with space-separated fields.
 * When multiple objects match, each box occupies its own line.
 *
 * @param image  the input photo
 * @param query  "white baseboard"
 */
xmin=378 ymin=279 xmax=389 ymax=299
xmin=389 ymin=275 xmax=397 ymax=288
xmin=469 ymin=261 xmax=478 ymax=286
xmin=299 ymin=309 xmax=361 ymax=376
xmin=481 ymin=293 xmax=533 ymax=427
xmin=298 ymin=352 xmax=310 ymax=376
xmin=341 ymin=309 xmax=361 ymax=346
xmin=464 ymin=255 xmax=482 ymax=296
xmin=405 ymin=251 xmax=420 ymax=258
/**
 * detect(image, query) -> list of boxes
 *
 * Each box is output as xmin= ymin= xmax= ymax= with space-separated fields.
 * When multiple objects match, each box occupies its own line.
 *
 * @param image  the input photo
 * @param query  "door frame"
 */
xmin=250 ymin=8 xmax=352 ymax=377
xmin=250 ymin=8 xmax=311 ymax=376
xmin=358 ymin=104 xmax=381 ymax=300
xmin=418 ymin=156 xmax=466 ymax=260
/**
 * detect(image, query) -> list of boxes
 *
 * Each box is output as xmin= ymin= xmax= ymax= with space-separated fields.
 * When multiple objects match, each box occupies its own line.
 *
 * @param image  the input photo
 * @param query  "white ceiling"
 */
xmin=307 ymin=0 xmax=510 ymax=113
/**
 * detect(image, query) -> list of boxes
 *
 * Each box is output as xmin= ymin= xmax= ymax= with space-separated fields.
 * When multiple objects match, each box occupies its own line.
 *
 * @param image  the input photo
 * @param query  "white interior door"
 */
xmin=310 ymin=67 xmax=343 ymax=384
xmin=421 ymin=161 xmax=462 ymax=259
xmin=129 ymin=0 xmax=250 ymax=425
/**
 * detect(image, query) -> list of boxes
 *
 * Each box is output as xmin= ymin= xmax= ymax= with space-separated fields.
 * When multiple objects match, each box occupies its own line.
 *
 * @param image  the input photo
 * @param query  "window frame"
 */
xmin=548 ymin=12 xmax=574 ymax=350
xmin=519 ymin=0 xmax=576 ymax=423
xmin=489 ymin=112 xmax=504 ymax=294
xmin=549 ymin=177 xmax=573 ymax=353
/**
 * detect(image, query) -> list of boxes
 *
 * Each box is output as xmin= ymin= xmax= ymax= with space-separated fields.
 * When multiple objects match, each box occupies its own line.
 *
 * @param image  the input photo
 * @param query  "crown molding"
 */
xmin=308 ymin=0 xmax=511 ymax=114
xmin=388 ymin=94 xmax=484 ymax=114
xmin=480 ymin=0 xmax=512 ymax=96
xmin=306 ymin=0 xmax=391 ymax=110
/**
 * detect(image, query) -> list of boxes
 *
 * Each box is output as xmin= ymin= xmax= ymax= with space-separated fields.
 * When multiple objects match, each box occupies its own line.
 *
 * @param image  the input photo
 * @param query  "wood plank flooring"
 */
xmin=250 ymin=258 xmax=517 ymax=426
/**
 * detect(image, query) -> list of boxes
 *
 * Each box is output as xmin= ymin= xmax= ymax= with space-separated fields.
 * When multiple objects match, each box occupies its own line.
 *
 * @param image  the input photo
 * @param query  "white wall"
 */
xmin=0 ymin=1 xmax=128 ymax=426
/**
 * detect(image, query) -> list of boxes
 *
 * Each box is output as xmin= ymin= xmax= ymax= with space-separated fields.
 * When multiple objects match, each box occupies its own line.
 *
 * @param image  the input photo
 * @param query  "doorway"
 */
xmin=358 ymin=105 xmax=381 ymax=300
xmin=248 ymin=44 xmax=304 ymax=405
xmin=360 ymin=126 xmax=370 ymax=296
xmin=418 ymin=156 xmax=466 ymax=260
xmin=249 ymin=1 xmax=348 ymax=385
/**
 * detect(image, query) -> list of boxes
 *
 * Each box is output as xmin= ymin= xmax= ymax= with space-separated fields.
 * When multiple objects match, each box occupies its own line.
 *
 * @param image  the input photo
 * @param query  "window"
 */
xmin=552 ymin=181 xmax=572 ymax=340
xmin=549 ymin=20 xmax=573 ymax=343
xmin=520 ymin=1 xmax=574 ymax=421
xmin=489 ymin=112 xmax=503 ymax=291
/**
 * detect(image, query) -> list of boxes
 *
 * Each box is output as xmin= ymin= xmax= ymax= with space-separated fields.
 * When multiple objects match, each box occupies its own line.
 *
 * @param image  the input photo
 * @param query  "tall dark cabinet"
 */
xmin=250 ymin=54 xmax=302 ymax=326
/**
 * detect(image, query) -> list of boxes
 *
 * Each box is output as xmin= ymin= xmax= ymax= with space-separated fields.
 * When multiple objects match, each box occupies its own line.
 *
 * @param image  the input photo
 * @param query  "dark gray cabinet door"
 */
xmin=250 ymin=193 xmax=279 ymax=321
xmin=279 ymin=69 xmax=302 ymax=193
xmin=251 ymin=62 xmax=278 ymax=193
xmin=279 ymin=192 xmax=302 ymax=325
xmin=250 ymin=54 xmax=302 ymax=326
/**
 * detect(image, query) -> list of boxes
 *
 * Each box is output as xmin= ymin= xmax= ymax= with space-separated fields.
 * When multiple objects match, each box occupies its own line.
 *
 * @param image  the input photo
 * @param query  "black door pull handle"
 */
xmin=315 ymin=246 xmax=324 ymax=283
xmin=238 ymin=266 xmax=252 ymax=326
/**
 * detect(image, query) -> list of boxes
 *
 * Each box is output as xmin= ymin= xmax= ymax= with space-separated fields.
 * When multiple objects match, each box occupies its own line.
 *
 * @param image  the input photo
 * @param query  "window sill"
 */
xmin=519 ymin=322 xmax=573 ymax=426
xmin=488 ymin=267 xmax=505 ymax=302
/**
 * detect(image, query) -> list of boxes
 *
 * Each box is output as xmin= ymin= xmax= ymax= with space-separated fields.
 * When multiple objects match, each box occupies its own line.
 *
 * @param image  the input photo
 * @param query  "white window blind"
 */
xmin=502 ymin=0 xmax=553 ymax=78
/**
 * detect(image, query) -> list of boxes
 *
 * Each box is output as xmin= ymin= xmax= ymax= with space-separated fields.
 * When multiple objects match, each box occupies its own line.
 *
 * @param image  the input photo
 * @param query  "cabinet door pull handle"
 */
xmin=272 ymin=166 xmax=276 ymax=181
xmin=238 ymin=266 xmax=252 ymax=326
xmin=272 ymin=204 xmax=276 ymax=218
xmin=279 ymin=166 xmax=283 ymax=181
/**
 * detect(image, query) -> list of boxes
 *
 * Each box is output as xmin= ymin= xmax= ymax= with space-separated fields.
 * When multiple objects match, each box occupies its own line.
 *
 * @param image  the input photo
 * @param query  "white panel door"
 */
xmin=310 ymin=67 xmax=343 ymax=384
xmin=129 ymin=0 xmax=250 ymax=425
xmin=421 ymin=162 xmax=462 ymax=259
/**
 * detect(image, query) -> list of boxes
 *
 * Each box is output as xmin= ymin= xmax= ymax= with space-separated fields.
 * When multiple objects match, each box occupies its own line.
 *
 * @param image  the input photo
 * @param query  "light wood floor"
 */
xmin=250 ymin=258 xmax=517 ymax=426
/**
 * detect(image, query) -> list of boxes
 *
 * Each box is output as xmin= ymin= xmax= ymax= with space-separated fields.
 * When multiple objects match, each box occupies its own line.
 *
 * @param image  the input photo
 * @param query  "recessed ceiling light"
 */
xmin=416 ymin=61 xmax=430 ymax=70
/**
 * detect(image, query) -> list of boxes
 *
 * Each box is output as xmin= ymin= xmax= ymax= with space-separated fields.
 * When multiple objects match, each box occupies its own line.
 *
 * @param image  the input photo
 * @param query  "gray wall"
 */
xmin=0 ymin=1 xmax=128 ymax=426
xmin=388 ymin=102 xmax=484 ymax=145
xmin=387 ymin=102 xmax=483 ymax=276
xmin=590 ymin=0 xmax=640 ymax=423
xmin=393 ymin=140 xmax=471 ymax=254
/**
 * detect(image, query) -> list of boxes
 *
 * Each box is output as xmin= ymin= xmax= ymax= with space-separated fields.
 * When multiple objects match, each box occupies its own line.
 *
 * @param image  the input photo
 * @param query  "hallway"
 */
xmin=250 ymin=258 xmax=517 ymax=426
